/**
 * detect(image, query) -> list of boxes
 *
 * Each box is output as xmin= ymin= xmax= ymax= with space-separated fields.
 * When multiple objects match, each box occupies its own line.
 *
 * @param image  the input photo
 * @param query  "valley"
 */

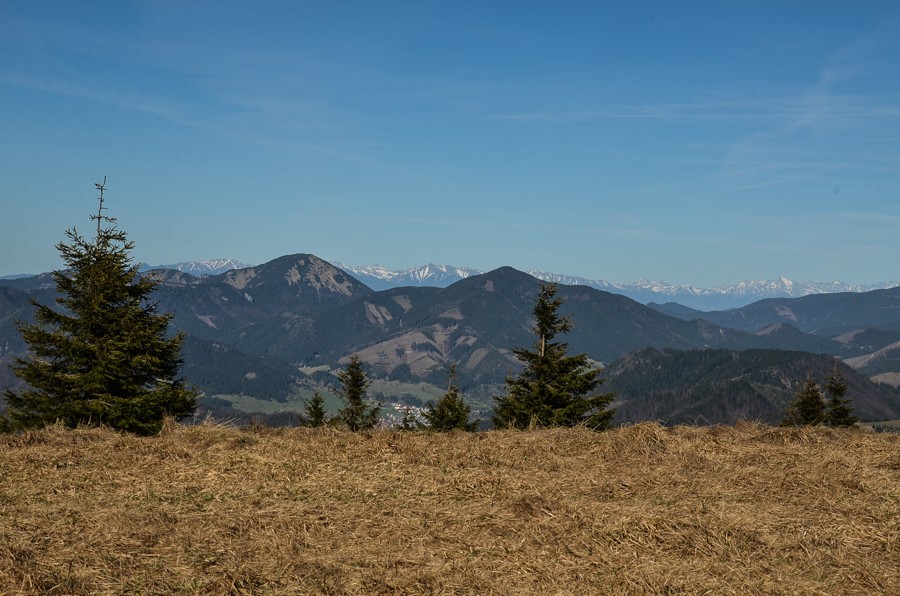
xmin=3 ymin=253 xmax=900 ymax=427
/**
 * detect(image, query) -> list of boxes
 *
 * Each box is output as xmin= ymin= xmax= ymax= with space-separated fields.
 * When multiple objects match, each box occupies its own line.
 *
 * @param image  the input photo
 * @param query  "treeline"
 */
xmin=0 ymin=181 xmax=880 ymax=436
xmin=181 ymin=336 xmax=298 ymax=403
xmin=606 ymin=347 xmax=898 ymax=426
xmin=198 ymin=284 xmax=617 ymax=433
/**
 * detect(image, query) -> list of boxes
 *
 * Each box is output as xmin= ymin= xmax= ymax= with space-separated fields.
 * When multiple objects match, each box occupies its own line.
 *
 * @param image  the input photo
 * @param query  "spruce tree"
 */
xmin=422 ymin=364 xmax=478 ymax=431
xmin=303 ymin=390 xmax=328 ymax=427
xmin=492 ymin=282 xmax=616 ymax=430
xmin=2 ymin=179 xmax=197 ymax=435
xmin=824 ymin=367 xmax=858 ymax=427
xmin=335 ymin=355 xmax=380 ymax=431
xmin=781 ymin=373 xmax=826 ymax=426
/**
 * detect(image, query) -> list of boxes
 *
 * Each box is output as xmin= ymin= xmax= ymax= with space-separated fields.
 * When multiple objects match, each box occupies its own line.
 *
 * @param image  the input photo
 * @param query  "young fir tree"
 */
xmin=781 ymin=373 xmax=826 ymax=426
xmin=303 ymin=390 xmax=328 ymax=427
xmin=422 ymin=363 xmax=478 ymax=431
xmin=335 ymin=355 xmax=380 ymax=431
xmin=2 ymin=179 xmax=197 ymax=435
xmin=492 ymin=283 xmax=616 ymax=430
xmin=824 ymin=367 xmax=858 ymax=427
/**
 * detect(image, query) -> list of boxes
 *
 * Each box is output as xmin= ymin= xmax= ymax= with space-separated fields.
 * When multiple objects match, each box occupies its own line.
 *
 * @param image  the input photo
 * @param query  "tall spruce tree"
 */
xmin=824 ymin=367 xmax=858 ymax=427
xmin=2 ymin=179 xmax=197 ymax=435
xmin=335 ymin=354 xmax=380 ymax=431
xmin=781 ymin=373 xmax=826 ymax=426
xmin=422 ymin=364 xmax=478 ymax=431
xmin=493 ymin=282 xmax=616 ymax=430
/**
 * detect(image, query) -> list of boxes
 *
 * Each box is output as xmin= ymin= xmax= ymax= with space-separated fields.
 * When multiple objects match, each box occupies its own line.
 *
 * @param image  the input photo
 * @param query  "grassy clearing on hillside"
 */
xmin=214 ymin=394 xmax=310 ymax=415
xmin=872 ymin=372 xmax=900 ymax=387
xmin=367 ymin=379 xmax=447 ymax=404
xmin=1 ymin=423 xmax=898 ymax=594
xmin=215 ymin=378 xmax=446 ymax=418
xmin=860 ymin=418 xmax=900 ymax=431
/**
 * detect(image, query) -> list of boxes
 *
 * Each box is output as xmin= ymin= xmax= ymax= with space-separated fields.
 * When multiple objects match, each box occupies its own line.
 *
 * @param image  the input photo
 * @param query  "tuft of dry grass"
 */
xmin=1 ymin=421 xmax=898 ymax=594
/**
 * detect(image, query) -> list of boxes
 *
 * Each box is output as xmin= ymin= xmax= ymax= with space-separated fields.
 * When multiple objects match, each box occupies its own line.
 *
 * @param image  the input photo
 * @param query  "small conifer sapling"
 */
xmin=824 ymin=367 xmax=858 ymax=427
xmin=304 ymin=391 xmax=328 ymax=427
xmin=335 ymin=355 xmax=380 ymax=431
xmin=781 ymin=373 xmax=826 ymax=427
xmin=423 ymin=363 xmax=478 ymax=431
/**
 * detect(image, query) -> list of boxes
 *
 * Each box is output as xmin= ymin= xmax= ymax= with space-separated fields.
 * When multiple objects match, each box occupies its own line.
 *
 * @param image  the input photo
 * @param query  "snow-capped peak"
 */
xmin=331 ymin=262 xmax=397 ymax=281
xmin=142 ymin=259 xmax=251 ymax=276
xmin=331 ymin=261 xmax=484 ymax=290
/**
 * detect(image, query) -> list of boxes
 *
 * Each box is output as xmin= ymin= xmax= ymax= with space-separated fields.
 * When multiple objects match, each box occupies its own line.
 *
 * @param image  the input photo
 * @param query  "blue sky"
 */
xmin=1 ymin=1 xmax=898 ymax=286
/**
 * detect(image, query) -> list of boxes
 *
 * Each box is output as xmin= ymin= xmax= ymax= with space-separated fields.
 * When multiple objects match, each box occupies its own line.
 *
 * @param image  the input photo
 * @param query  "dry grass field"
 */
xmin=1 ymin=422 xmax=898 ymax=595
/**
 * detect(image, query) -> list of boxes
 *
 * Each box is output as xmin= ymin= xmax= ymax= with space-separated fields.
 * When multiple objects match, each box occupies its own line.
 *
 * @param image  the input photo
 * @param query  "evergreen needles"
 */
xmin=1 ymin=180 xmax=198 ymax=435
xmin=493 ymin=283 xmax=616 ymax=430
xmin=335 ymin=355 xmax=380 ymax=431
xmin=781 ymin=366 xmax=858 ymax=427
xmin=421 ymin=364 xmax=478 ymax=431
xmin=303 ymin=391 xmax=328 ymax=427
xmin=824 ymin=367 xmax=859 ymax=427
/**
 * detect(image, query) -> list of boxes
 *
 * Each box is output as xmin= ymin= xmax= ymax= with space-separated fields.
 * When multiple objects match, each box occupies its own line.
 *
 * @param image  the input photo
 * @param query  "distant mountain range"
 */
xmin=138 ymin=259 xmax=250 ymax=276
xmin=332 ymin=263 xmax=897 ymax=310
xmin=532 ymin=274 xmax=899 ymax=311
xmin=329 ymin=262 xmax=484 ymax=291
xmin=4 ymin=253 xmax=900 ymax=425
xmin=19 ymin=258 xmax=893 ymax=310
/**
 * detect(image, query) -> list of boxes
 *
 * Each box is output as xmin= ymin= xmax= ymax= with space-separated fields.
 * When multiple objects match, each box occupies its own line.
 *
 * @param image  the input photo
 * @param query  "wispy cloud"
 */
xmin=719 ymin=24 xmax=900 ymax=188
xmin=494 ymin=95 xmax=900 ymax=124
xmin=835 ymin=211 xmax=900 ymax=224
xmin=0 ymin=74 xmax=193 ymax=123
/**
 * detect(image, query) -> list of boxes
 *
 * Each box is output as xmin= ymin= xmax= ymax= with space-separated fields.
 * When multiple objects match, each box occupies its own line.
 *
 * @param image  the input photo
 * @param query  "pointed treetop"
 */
xmin=91 ymin=176 xmax=117 ymax=240
xmin=447 ymin=362 xmax=457 ymax=391
xmin=534 ymin=283 xmax=571 ymax=347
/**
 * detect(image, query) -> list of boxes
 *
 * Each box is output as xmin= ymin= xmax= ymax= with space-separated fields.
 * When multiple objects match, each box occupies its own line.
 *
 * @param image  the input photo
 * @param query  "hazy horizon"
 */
xmin=4 ymin=253 xmax=897 ymax=291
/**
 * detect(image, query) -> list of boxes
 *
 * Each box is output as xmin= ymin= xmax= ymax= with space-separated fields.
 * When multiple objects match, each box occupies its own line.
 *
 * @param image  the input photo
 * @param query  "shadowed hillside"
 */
xmin=4 ymin=257 xmax=899 ymax=415
xmin=670 ymin=286 xmax=900 ymax=336
xmin=224 ymin=266 xmax=850 ymax=393
xmin=606 ymin=348 xmax=900 ymax=425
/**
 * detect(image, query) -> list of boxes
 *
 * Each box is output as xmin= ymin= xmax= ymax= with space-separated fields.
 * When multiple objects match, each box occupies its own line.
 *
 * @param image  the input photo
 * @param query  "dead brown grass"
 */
xmin=1 ymin=422 xmax=898 ymax=595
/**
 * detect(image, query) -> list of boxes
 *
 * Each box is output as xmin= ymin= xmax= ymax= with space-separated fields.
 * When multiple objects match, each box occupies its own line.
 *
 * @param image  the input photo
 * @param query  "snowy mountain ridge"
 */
xmin=332 ymin=262 xmax=483 ymax=291
xmin=140 ymin=259 xmax=250 ymax=276
xmin=133 ymin=258 xmax=898 ymax=310
xmin=527 ymin=270 xmax=898 ymax=309
xmin=339 ymin=263 xmax=899 ymax=310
